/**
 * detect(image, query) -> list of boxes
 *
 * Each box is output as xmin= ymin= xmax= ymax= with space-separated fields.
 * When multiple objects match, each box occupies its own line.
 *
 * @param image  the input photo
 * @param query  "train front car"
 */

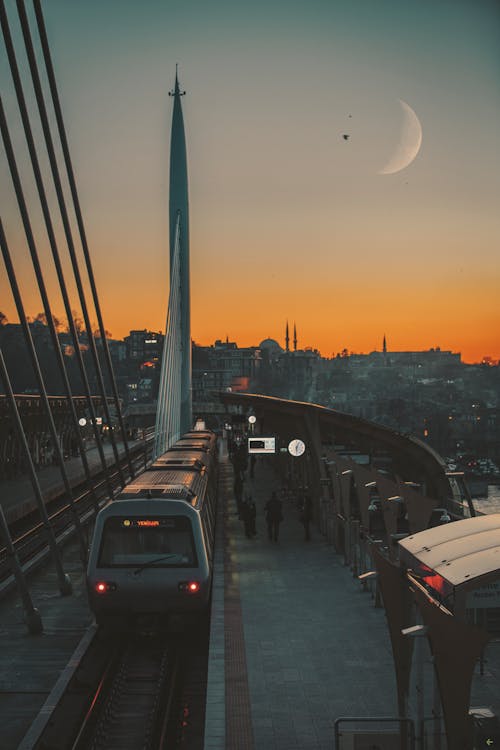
xmin=87 ymin=433 xmax=217 ymax=630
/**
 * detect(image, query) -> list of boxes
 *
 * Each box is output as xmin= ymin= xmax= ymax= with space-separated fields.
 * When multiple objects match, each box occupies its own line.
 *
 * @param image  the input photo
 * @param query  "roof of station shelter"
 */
xmin=399 ymin=513 xmax=500 ymax=592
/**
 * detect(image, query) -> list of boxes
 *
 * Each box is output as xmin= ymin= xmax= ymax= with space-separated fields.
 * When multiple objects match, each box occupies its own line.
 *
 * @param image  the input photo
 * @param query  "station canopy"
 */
xmin=399 ymin=514 xmax=500 ymax=602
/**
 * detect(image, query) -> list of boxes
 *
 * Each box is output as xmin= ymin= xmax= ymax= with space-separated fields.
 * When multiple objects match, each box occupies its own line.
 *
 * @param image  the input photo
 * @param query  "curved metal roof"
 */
xmin=399 ymin=514 xmax=500 ymax=590
xmin=221 ymin=391 xmax=451 ymax=499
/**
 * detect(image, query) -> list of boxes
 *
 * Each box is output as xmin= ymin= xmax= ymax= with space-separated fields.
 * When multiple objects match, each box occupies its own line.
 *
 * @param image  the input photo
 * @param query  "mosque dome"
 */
xmin=259 ymin=338 xmax=283 ymax=354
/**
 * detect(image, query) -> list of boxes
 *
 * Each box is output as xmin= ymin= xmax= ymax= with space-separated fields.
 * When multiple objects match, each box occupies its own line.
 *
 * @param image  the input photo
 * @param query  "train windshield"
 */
xmin=97 ymin=516 xmax=197 ymax=568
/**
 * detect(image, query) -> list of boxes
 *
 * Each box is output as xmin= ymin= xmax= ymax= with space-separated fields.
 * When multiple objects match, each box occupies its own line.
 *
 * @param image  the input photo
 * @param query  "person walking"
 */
xmin=264 ymin=491 xmax=283 ymax=542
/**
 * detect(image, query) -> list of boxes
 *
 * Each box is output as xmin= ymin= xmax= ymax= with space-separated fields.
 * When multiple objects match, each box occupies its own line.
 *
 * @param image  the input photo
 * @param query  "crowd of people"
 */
xmin=229 ymin=441 xmax=313 ymax=543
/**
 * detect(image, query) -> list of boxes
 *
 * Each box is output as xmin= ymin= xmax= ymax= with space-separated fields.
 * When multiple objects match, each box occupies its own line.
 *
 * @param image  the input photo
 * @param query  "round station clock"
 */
xmin=288 ymin=439 xmax=306 ymax=457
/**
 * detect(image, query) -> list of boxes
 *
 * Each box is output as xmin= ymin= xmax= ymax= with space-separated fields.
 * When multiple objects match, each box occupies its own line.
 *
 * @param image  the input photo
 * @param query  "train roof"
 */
xmin=153 ymin=449 xmax=212 ymax=469
xmin=118 ymin=485 xmax=199 ymax=506
xmin=168 ymin=440 xmax=212 ymax=452
xmin=118 ymin=467 xmax=208 ymax=507
xmin=182 ymin=430 xmax=214 ymax=440
xmin=150 ymin=455 xmax=207 ymax=471
xmin=97 ymin=497 xmax=200 ymax=516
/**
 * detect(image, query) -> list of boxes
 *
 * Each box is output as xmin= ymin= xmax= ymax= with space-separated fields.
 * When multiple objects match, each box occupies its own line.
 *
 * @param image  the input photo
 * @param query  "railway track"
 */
xmin=0 ymin=437 xmax=154 ymax=596
xmin=75 ymin=634 xmax=177 ymax=750
xmin=27 ymin=623 xmax=210 ymax=750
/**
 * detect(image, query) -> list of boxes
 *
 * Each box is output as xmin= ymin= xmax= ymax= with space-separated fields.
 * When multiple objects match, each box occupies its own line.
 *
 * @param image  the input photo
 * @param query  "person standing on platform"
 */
xmin=234 ymin=472 xmax=244 ymax=518
xmin=299 ymin=493 xmax=313 ymax=541
xmin=265 ymin=491 xmax=283 ymax=542
xmin=242 ymin=495 xmax=257 ymax=538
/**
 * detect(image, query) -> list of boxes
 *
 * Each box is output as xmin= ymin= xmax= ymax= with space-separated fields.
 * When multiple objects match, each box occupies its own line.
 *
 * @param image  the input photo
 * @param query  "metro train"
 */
xmin=86 ymin=430 xmax=218 ymax=628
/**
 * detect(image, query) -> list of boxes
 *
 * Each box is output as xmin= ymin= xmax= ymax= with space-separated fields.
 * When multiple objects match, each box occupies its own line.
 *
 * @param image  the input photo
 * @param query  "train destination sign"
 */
xmin=120 ymin=519 xmax=177 ymax=528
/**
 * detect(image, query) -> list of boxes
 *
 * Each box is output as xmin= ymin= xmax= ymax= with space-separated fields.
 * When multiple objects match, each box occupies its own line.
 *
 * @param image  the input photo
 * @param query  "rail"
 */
xmin=0 ymin=434 xmax=154 ymax=598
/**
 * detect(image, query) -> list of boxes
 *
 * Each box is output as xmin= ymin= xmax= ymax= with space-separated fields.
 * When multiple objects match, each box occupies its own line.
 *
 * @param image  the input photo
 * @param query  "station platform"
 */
xmin=0 ymin=439 xmax=142 ymax=525
xmin=204 ymin=457 xmax=398 ymax=750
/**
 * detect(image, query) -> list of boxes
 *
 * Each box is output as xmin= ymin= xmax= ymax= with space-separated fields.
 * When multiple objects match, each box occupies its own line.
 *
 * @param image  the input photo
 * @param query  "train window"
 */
xmin=97 ymin=516 xmax=198 ymax=568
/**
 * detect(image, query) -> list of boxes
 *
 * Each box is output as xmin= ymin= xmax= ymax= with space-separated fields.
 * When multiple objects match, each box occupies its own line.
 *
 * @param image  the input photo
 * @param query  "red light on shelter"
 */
xmin=96 ymin=582 xmax=107 ymax=593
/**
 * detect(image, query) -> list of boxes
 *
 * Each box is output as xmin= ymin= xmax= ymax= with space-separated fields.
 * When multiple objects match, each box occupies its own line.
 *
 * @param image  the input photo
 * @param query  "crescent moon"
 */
xmin=379 ymin=99 xmax=422 ymax=175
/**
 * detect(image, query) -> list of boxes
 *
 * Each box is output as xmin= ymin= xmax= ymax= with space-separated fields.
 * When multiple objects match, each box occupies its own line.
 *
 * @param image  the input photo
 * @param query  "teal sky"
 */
xmin=1 ymin=0 xmax=500 ymax=361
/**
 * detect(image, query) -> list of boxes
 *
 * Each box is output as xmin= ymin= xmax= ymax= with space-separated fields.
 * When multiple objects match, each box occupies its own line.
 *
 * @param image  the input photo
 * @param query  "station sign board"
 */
xmin=248 ymin=437 xmax=276 ymax=455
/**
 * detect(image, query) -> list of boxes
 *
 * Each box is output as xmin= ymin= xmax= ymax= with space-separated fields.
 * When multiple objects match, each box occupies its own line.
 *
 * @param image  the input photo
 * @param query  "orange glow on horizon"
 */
xmin=90 ymin=270 xmax=500 ymax=365
xmin=3 ymin=274 xmax=498 ymax=365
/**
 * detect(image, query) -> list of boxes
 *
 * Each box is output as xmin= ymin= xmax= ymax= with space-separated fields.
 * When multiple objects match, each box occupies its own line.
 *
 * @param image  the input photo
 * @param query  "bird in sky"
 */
xmin=342 ymin=134 xmax=350 ymax=141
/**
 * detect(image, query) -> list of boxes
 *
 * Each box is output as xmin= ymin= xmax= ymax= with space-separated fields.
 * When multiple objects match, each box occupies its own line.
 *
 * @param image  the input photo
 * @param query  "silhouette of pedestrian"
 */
xmin=234 ymin=472 xmax=244 ymax=517
xmin=299 ymin=493 xmax=313 ymax=541
xmin=264 ymin=491 xmax=283 ymax=542
xmin=242 ymin=495 xmax=257 ymax=538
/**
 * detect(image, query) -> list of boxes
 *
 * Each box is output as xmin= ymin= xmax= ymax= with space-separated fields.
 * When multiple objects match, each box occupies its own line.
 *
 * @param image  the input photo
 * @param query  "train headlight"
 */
xmin=178 ymin=581 xmax=201 ymax=594
xmin=95 ymin=581 xmax=117 ymax=594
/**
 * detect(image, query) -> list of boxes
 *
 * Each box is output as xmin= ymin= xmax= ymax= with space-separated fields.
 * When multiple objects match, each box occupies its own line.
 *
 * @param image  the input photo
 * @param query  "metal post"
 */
xmin=0 ymin=506 xmax=43 ymax=634
xmin=432 ymin=656 xmax=442 ymax=750
xmin=411 ymin=621 xmax=427 ymax=750
xmin=351 ymin=519 xmax=360 ymax=577
xmin=416 ymin=634 xmax=425 ymax=750
xmin=0 ymin=350 xmax=72 ymax=596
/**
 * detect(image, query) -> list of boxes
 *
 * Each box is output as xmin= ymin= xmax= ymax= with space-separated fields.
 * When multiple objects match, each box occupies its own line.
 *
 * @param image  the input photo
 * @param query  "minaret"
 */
xmin=285 ymin=321 xmax=289 ymax=352
xmin=293 ymin=322 xmax=297 ymax=351
xmin=169 ymin=68 xmax=191 ymax=433
xmin=383 ymin=334 xmax=387 ymax=354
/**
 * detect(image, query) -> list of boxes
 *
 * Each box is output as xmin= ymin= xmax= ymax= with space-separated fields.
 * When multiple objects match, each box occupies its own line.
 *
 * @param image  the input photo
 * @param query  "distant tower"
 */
xmin=285 ymin=321 xmax=290 ymax=352
xmin=169 ymin=68 xmax=191 ymax=433
xmin=383 ymin=334 xmax=387 ymax=354
xmin=293 ymin=322 xmax=297 ymax=351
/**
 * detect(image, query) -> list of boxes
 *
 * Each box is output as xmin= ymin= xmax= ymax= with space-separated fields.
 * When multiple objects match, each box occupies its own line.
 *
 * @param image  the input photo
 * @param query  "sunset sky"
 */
xmin=2 ymin=0 xmax=500 ymax=362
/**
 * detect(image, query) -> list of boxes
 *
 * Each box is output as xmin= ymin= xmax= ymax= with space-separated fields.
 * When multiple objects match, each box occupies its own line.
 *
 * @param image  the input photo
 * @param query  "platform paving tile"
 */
xmin=0 ymin=439 xmax=138 ymax=524
xmin=220 ymin=459 xmax=397 ymax=750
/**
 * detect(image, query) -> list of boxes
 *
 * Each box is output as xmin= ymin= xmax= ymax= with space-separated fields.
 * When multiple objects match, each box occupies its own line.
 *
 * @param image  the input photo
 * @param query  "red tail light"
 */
xmin=178 ymin=581 xmax=201 ymax=594
xmin=95 ymin=581 xmax=116 ymax=593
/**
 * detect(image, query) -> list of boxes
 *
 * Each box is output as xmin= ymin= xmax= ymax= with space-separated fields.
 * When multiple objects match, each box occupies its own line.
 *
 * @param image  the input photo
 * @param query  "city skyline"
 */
xmin=1 ymin=314 xmax=482 ymax=363
xmin=2 ymin=0 xmax=499 ymax=364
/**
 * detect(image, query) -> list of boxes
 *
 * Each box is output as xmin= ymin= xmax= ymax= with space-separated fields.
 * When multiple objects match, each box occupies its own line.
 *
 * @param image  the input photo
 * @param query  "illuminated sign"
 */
xmin=248 ymin=437 xmax=276 ymax=454
xmin=137 ymin=520 xmax=160 ymax=527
